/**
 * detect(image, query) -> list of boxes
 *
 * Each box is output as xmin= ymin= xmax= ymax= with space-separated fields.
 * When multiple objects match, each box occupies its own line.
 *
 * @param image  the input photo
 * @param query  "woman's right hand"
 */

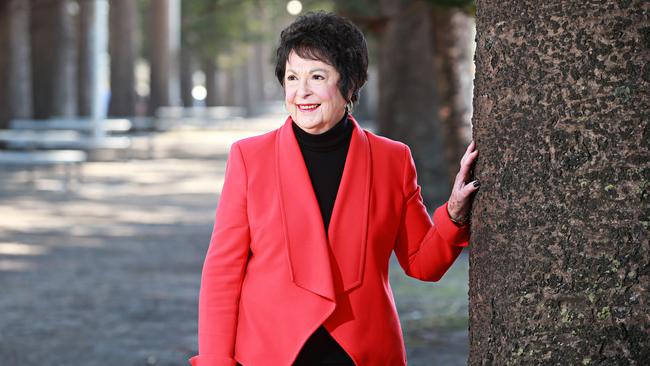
xmin=447 ymin=140 xmax=479 ymax=225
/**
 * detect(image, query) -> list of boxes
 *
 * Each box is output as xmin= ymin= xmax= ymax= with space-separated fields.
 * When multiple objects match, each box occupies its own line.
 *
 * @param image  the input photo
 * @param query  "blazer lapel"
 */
xmin=276 ymin=115 xmax=371 ymax=301
xmin=328 ymin=115 xmax=371 ymax=293
xmin=276 ymin=116 xmax=335 ymax=301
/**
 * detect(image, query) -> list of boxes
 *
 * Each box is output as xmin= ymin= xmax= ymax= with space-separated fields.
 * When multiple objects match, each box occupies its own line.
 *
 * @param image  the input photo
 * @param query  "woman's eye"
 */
xmin=312 ymin=75 xmax=325 ymax=80
xmin=286 ymin=75 xmax=297 ymax=81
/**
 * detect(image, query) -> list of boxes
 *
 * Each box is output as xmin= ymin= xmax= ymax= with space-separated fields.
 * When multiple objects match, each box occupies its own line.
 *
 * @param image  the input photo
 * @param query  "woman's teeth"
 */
xmin=299 ymin=104 xmax=319 ymax=111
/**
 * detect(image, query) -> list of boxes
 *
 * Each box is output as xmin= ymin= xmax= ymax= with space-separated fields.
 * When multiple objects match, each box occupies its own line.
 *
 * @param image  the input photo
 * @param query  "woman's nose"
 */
xmin=297 ymin=79 xmax=311 ymax=97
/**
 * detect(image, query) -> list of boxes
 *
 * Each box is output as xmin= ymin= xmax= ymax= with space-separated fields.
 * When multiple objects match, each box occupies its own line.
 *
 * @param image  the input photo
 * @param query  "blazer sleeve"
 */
xmin=393 ymin=144 xmax=470 ymax=282
xmin=190 ymin=142 xmax=251 ymax=366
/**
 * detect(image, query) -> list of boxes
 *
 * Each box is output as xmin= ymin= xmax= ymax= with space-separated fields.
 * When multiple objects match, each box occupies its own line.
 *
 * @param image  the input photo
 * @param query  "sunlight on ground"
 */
xmin=0 ymin=242 xmax=49 ymax=255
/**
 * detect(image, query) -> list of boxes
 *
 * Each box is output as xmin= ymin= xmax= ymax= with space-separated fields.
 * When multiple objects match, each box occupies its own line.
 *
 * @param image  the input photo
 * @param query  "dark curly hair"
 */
xmin=275 ymin=12 xmax=368 ymax=106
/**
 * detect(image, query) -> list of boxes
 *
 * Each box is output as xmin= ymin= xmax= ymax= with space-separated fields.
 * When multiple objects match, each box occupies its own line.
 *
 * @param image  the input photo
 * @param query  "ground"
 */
xmin=0 ymin=113 xmax=468 ymax=365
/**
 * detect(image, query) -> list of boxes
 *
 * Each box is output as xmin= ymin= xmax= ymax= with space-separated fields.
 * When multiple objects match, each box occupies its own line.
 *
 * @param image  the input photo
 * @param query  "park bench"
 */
xmin=11 ymin=118 xmax=132 ymax=135
xmin=0 ymin=130 xmax=131 ymax=155
xmin=7 ymin=117 xmax=155 ymax=159
xmin=0 ymin=150 xmax=86 ymax=191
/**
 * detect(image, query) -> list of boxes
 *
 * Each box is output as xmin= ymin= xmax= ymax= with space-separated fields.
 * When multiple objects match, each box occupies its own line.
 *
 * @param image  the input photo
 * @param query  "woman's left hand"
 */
xmin=447 ymin=140 xmax=479 ymax=224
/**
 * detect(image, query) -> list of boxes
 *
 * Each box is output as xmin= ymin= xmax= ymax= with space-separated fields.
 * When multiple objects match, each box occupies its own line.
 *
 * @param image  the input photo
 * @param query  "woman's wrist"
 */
xmin=447 ymin=203 xmax=468 ymax=226
xmin=449 ymin=215 xmax=468 ymax=226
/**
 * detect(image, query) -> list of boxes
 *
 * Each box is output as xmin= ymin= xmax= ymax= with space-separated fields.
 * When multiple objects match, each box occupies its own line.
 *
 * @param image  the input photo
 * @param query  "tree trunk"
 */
xmin=147 ymin=0 xmax=171 ymax=115
xmin=31 ymin=0 xmax=77 ymax=118
xmin=231 ymin=54 xmax=252 ymax=115
xmin=77 ymin=0 xmax=95 ymax=117
xmin=180 ymin=45 xmax=195 ymax=107
xmin=469 ymin=1 xmax=649 ymax=364
xmin=223 ymin=66 xmax=235 ymax=106
xmin=0 ymin=0 xmax=33 ymax=128
xmin=108 ymin=0 xmax=137 ymax=117
xmin=251 ymin=42 xmax=265 ymax=105
xmin=240 ymin=51 xmax=252 ymax=117
xmin=203 ymin=56 xmax=219 ymax=107
xmin=250 ymin=0 xmax=267 ymax=105
xmin=431 ymin=6 xmax=475 ymax=189
xmin=378 ymin=0 xmax=448 ymax=207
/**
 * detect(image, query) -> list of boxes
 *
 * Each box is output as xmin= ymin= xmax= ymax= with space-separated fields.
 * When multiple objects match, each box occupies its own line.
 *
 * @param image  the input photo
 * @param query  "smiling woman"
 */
xmin=190 ymin=11 xmax=479 ymax=366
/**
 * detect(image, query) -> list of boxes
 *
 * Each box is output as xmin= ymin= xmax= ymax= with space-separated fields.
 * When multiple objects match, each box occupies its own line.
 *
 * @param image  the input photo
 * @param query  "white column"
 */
xmin=91 ymin=0 xmax=109 ymax=119
xmin=168 ymin=0 xmax=181 ymax=107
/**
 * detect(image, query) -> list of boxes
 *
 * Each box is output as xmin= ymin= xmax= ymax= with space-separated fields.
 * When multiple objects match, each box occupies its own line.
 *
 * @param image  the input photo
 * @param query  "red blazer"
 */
xmin=190 ymin=115 xmax=469 ymax=366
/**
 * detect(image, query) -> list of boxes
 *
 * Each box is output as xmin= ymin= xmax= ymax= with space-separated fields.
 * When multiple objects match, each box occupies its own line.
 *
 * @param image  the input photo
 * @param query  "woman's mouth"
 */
xmin=297 ymin=104 xmax=320 ymax=112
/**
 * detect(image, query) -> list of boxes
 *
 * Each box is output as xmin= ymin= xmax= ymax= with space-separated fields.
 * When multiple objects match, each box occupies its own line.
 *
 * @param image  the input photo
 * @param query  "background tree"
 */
xmin=147 ymin=0 xmax=180 ymax=116
xmin=378 ymin=0 xmax=448 ymax=206
xmin=108 ymin=0 xmax=138 ymax=117
xmin=180 ymin=1 xmax=271 ymax=110
xmin=339 ymin=0 xmax=475 ymax=207
xmin=0 ymin=0 xmax=33 ymax=128
xmin=179 ymin=40 xmax=196 ymax=107
xmin=430 ymin=2 xmax=475 ymax=188
xmin=181 ymin=0 xmax=258 ymax=109
xmin=77 ymin=0 xmax=95 ymax=117
xmin=31 ymin=0 xmax=77 ymax=118
xmin=202 ymin=55 xmax=219 ymax=107
xmin=469 ymin=0 xmax=649 ymax=364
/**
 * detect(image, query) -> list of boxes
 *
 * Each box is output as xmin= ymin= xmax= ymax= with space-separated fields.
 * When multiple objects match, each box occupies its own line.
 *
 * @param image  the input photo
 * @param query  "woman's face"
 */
xmin=284 ymin=51 xmax=348 ymax=135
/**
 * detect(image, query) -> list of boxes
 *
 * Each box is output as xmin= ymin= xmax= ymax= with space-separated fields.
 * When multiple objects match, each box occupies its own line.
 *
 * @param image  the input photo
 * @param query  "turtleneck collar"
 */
xmin=291 ymin=111 xmax=352 ymax=152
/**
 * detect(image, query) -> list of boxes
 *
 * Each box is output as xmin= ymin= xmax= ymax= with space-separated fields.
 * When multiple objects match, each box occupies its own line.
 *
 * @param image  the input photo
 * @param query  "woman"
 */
xmin=190 ymin=12 xmax=479 ymax=366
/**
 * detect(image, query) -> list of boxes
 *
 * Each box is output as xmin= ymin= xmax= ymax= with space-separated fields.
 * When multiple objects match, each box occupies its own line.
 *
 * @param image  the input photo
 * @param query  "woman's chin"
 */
xmin=295 ymin=118 xmax=323 ymax=129
xmin=297 ymin=111 xmax=321 ymax=122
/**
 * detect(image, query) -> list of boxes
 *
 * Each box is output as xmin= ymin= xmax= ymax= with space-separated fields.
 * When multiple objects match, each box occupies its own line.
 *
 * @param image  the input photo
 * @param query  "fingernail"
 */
xmin=473 ymin=180 xmax=480 ymax=187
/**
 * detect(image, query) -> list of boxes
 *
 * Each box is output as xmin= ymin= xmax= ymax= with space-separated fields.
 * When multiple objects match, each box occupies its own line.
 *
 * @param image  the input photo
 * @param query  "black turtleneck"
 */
xmin=292 ymin=112 xmax=353 ymax=231
xmin=290 ymin=112 xmax=355 ymax=366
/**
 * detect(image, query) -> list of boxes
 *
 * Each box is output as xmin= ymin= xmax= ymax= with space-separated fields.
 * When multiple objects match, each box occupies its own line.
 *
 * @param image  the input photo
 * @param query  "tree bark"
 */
xmin=431 ymin=6 xmax=475 ymax=189
xmin=31 ymin=0 xmax=77 ymax=118
xmin=108 ymin=0 xmax=137 ymax=117
xmin=77 ymin=0 xmax=95 ymax=117
xmin=469 ymin=1 xmax=649 ymax=364
xmin=378 ymin=0 xmax=448 ymax=207
xmin=0 ymin=0 xmax=33 ymax=128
